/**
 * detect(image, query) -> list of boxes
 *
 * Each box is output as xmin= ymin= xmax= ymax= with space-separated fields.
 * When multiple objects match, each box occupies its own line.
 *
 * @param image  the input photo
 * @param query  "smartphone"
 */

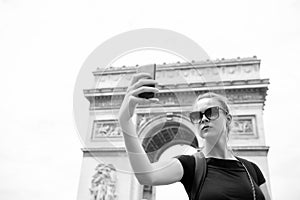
xmin=136 ymin=64 xmax=156 ymax=99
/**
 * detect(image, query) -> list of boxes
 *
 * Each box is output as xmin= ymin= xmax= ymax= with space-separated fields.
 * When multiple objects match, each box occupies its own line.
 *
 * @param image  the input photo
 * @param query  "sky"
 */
xmin=0 ymin=0 xmax=300 ymax=199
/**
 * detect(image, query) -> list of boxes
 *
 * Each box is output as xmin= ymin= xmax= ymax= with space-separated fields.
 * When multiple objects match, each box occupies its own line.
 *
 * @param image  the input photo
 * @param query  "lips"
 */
xmin=201 ymin=125 xmax=210 ymax=130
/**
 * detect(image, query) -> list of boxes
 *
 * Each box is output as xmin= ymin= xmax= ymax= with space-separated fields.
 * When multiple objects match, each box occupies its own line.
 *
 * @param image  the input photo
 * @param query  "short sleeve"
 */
xmin=251 ymin=162 xmax=266 ymax=186
xmin=175 ymin=154 xmax=195 ymax=195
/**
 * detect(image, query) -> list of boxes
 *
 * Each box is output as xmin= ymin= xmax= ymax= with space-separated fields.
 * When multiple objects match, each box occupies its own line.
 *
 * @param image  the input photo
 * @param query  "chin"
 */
xmin=200 ymin=131 xmax=209 ymax=139
xmin=201 ymin=131 xmax=218 ymax=140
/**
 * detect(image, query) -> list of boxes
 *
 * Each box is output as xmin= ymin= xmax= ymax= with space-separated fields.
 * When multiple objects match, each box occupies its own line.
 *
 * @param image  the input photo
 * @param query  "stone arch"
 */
xmin=138 ymin=114 xmax=200 ymax=162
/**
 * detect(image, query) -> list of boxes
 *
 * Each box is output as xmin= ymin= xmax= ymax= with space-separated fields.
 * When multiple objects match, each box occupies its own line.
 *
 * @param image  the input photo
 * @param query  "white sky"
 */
xmin=0 ymin=0 xmax=300 ymax=199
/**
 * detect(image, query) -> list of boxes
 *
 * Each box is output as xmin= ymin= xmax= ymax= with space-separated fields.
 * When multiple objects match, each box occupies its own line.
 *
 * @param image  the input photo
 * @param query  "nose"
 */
xmin=200 ymin=114 xmax=209 ymax=123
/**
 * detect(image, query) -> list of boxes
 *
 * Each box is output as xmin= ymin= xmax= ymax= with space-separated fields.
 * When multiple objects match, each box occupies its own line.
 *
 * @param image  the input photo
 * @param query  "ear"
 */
xmin=226 ymin=114 xmax=232 ymax=125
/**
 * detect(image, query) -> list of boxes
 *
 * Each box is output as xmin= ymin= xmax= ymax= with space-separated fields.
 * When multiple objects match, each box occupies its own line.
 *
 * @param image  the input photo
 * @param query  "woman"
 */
xmin=118 ymin=72 xmax=271 ymax=200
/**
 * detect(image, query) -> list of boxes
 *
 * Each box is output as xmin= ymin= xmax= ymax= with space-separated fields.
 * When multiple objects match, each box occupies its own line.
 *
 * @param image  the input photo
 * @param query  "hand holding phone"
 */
xmin=136 ymin=64 xmax=156 ymax=99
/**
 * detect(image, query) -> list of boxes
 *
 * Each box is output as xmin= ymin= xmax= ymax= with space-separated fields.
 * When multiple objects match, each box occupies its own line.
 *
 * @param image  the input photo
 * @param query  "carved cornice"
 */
xmin=231 ymin=146 xmax=270 ymax=156
xmin=91 ymin=57 xmax=262 ymax=89
xmin=93 ymin=56 xmax=260 ymax=75
xmin=81 ymin=145 xmax=269 ymax=152
xmin=82 ymin=147 xmax=127 ymax=157
xmin=84 ymin=79 xmax=269 ymax=97
xmin=85 ymin=83 xmax=269 ymax=110
xmin=82 ymin=146 xmax=270 ymax=156
xmin=82 ymin=147 xmax=126 ymax=152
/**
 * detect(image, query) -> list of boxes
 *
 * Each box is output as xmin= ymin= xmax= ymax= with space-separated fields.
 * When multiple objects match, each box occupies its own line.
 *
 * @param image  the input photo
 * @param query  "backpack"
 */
xmin=190 ymin=152 xmax=258 ymax=200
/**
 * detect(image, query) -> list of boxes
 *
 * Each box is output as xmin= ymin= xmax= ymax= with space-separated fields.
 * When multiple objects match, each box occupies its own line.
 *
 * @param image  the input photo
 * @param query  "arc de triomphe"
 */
xmin=77 ymin=56 xmax=270 ymax=200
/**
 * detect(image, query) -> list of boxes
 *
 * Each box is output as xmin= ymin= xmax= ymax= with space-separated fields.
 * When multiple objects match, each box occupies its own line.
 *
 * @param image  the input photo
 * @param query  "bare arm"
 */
xmin=118 ymin=73 xmax=184 ymax=185
xmin=260 ymin=183 xmax=271 ymax=200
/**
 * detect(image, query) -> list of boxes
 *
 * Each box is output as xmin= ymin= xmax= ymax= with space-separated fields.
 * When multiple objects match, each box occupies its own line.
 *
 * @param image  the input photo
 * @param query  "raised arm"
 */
xmin=260 ymin=183 xmax=272 ymax=200
xmin=118 ymin=73 xmax=184 ymax=186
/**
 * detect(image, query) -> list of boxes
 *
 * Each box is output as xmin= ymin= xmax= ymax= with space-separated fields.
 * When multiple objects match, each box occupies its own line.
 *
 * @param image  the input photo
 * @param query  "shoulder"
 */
xmin=174 ymin=154 xmax=196 ymax=195
xmin=174 ymin=154 xmax=195 ymax=181
xmin=249 ymin=161 xmax=266 ymax=186
xmin=175 ymin=154 xmax=195 ymax=170
xmin=238 ymin=157 xmax=262 ymax=173
xmin=236 ymin=157 xmax=266 ymax=186
xmin=236 ymin=157 xmax=256 ymax=168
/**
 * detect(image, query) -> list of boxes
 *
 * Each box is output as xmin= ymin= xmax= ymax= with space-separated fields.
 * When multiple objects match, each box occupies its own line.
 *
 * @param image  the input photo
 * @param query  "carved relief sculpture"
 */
xmin=90 ymin=163 xmax=117 ymax=200
xmin=231 ymin=116 xmax=255 ymax=136
xmin=92 ymin=120 xmax=122 ymax=139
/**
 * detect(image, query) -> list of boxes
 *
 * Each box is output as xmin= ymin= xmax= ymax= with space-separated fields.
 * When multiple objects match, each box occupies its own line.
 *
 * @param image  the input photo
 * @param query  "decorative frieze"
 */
xmin=88 ymin=89 xmax=266 ymax=109
xmin=230 ymin=115 xmax=257 ymax=138
xmin=90 ymin=96 xmax=123 ymax=109
xmin=227 ymin=92 xmax=264 ymax=103
xmin=92 ymin=120 xmax=122 ymax=139
xmin=92 ymin=57 xmax=261 ymax=88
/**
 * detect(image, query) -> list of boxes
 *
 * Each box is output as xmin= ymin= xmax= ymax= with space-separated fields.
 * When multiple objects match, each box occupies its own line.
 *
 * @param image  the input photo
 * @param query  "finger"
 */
xmin=130 ymin=96 xmax=159 ymax=105
xmin=130 ymin=96 xmax=149 ymax=105
xmin=130 ymin=79 xmax=158 ymax=91
xmin=131 ymin=86 xmax=159 ymax=97
xmin=148 ymin=98 xmax=160 ymax=104
xmin=127 ymin=79 xmax=158 ymax=93
xmin=130 ymin=73 xmax=153 ymax=85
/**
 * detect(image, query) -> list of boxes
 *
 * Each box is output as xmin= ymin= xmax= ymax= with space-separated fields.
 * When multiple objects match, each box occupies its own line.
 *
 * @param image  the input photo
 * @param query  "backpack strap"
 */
xmin=191 ymin=151 xmax=207 ymax=200
xmin=236 ymin=157 xmax=258 ymax=184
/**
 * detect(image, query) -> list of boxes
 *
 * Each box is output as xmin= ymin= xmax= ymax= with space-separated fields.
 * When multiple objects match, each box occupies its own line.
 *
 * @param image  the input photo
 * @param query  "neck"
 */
xmin=203 ymin=137 xmax=235 ymax=159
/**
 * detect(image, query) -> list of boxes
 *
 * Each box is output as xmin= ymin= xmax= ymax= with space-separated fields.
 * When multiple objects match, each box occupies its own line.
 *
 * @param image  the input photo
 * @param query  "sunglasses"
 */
xmin=189 ymin=106 xmax=228 ymax=124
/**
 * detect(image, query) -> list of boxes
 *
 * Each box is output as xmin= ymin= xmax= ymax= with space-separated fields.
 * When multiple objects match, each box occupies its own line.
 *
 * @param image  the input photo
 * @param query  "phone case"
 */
xmin=136 ymin=64 xmax=156 ymax=99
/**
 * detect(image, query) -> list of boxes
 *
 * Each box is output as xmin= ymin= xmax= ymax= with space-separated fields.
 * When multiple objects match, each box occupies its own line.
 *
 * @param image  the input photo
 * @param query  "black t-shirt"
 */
xmin=177 ymin=155 xmax=266 ymax=200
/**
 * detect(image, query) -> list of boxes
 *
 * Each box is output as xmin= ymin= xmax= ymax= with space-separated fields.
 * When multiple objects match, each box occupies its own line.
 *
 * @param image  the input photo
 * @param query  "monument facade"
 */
xmin=77 ymin=56 xmax=270 ymax=200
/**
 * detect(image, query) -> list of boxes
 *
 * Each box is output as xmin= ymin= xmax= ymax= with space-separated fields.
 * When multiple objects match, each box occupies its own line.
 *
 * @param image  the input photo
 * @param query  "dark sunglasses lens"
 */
xmin=190 ymin=107 xmax=220 ymax=123
xmin=190 ymin=112 xmax=202 ymax=123
xmin=206 ymin=107 xmax=219 ymax=120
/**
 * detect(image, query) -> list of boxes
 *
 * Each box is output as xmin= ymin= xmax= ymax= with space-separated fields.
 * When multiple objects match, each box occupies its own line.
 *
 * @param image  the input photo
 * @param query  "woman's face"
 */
xmin=192 ymin=98 xmax=229 ymax=140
